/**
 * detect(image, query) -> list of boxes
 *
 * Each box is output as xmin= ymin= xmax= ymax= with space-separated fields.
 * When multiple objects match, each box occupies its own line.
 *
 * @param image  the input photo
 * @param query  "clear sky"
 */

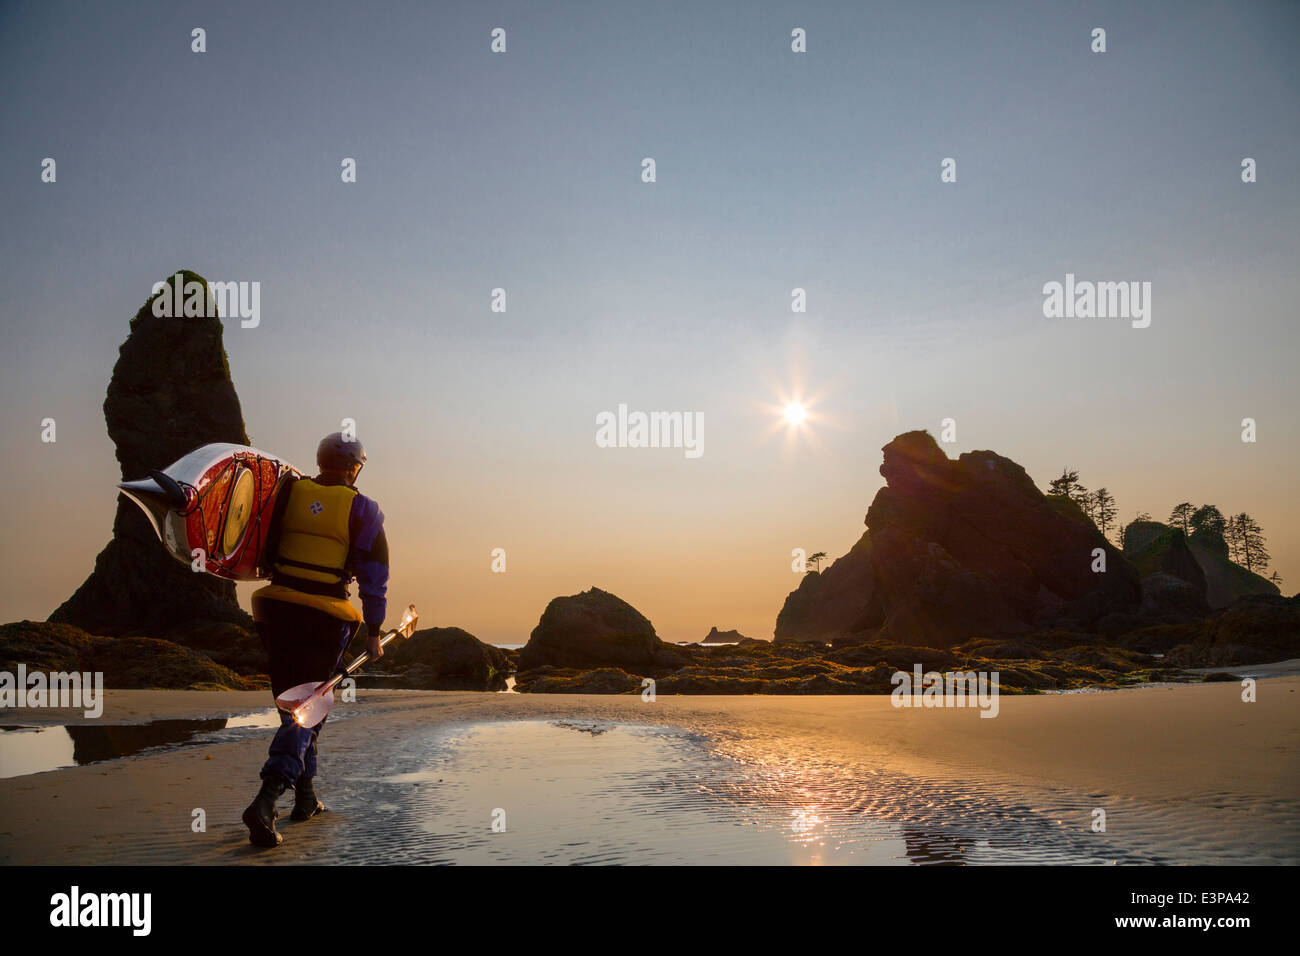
xmin=2 ymin=0 xmax=1297 ymax=642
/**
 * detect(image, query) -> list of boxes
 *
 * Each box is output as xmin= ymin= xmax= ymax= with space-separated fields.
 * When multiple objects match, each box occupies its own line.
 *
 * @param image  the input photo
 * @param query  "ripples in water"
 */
xmin=277 ymin=718 xmax=1297 ymax=865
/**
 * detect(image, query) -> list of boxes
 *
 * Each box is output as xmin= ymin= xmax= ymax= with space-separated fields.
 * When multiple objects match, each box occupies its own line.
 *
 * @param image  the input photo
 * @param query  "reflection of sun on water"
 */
xmin=790 ymin=806 xmax=823 ymax=838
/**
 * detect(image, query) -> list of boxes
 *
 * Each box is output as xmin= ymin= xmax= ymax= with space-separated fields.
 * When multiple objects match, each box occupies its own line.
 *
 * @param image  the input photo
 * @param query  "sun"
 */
xmin=758 ymin=375 xmax=829 ymax=450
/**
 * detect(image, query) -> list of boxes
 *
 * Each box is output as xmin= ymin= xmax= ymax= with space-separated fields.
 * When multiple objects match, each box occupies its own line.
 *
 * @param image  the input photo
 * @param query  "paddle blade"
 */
xmin=397 ymin=604 xmax=418 ymax=638
xmin=275 ymin=682 xmax=335 ymax=727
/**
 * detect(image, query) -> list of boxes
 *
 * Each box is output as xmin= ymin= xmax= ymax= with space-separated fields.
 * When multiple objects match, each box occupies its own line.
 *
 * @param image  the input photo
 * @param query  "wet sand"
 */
xmin=1 ymin=678 xmax=1297 ymax=865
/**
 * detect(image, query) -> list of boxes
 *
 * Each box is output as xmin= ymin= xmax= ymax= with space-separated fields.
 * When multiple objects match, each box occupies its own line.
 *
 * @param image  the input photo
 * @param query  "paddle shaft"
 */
xmin=301 ymin=625 xmax=404 ymax=706
xmin=278 ymin=604 xmax=418 ymax=724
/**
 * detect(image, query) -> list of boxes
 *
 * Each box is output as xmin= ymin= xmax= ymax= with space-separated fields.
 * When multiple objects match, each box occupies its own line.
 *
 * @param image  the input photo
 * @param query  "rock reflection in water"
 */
xmin=0 ymin=711 xmax=281 ymax=778
xmin=66 ymin=719 xmax=228 ymax=764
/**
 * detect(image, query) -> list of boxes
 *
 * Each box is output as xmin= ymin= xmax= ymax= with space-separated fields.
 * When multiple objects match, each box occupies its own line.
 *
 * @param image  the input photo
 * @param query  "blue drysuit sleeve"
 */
xmin=348 ymin=493 xmax=389 ymax=635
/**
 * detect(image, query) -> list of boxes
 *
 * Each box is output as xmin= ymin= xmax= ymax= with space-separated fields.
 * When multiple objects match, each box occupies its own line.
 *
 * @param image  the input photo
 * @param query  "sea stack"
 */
xmin=775 ymin=430 xmax=1142 ymax=647
xmin=49 ymin=270 xmax=253 ymax=637
xmin=518 ymin=587 xmax=687 ymax=672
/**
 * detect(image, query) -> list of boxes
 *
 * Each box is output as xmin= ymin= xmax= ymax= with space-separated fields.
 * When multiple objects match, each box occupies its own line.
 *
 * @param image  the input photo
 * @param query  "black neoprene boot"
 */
xmin=242 ymin=778 xmax=288 ymax=847
xmin=290 ymin=775 xmax=326 ymax=821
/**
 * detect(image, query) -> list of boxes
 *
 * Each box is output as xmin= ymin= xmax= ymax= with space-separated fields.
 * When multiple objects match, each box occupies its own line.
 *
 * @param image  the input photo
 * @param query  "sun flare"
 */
xmin=758 ymin=375 xmax=830 ymax=451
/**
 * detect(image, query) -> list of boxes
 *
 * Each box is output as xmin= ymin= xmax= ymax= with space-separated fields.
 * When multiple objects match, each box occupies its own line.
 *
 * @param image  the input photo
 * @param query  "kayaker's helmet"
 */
xmin=317 ymin=432 xmax=367 ymax=473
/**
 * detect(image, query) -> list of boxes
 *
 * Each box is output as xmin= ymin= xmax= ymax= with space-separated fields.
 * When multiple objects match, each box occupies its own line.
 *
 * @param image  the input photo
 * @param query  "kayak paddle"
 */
xmin=275 ymin=604 xmax=419 ymax=727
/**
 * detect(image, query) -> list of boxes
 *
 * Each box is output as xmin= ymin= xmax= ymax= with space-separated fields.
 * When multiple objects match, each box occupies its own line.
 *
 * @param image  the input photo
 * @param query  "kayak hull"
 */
xmin=119 ymin=443 xmax=300 ymax=581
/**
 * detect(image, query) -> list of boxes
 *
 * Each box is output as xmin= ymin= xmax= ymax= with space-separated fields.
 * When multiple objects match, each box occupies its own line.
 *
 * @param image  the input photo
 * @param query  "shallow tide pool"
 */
xmin=0 ymin=711 xmax=283 ymax=779
xmin=314 ymin=718 xmax=1278 ymax=865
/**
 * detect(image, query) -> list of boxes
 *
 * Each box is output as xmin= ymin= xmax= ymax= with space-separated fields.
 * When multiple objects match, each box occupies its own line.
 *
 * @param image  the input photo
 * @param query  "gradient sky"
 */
xmin=2 ymin=0 xmax=1297 ymax=643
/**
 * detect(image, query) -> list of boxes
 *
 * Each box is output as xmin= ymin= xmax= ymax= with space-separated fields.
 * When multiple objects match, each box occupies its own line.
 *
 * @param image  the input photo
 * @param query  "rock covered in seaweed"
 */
xmin=517 ymin=587 xmax=689 ymax=672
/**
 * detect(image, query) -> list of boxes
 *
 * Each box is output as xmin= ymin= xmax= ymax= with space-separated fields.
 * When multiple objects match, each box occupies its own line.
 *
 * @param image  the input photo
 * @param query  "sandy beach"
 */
xmin=2 ymin=677 xmax=1297 ymax=865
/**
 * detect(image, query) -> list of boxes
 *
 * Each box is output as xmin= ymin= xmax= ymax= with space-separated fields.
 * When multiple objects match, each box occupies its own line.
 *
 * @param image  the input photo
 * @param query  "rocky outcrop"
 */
xmin=775 ymin=431 xmax=1141 ymax=647
xmin=0 ymin=620 xmax=98 ymax=672
xmin=775 ymin=534 xmax=875 ymax=646
xmin=87 ymin=637 xmax=260 ymax=690
xmin=162 ymin=621 xmax=267 ymax=676
xmin=50 ymin=270 xmax=253 ymax=638
xmin=0 ymin=620 xmax=260 ymax=690
xmin=367 ymin=626 xmax=510 ymax=691
xmin=513 ymin=631 xmax=1177 ymax=695
xmin=1124 ymin=522 xmax=1206 ymax=589
xmin=1123 ymin=519 xmax=1276 ymax=611
xmin=507 ymin=594 xmax=1184 ymax=693
xmin=512 ymin=666 xmax=644 ymax=694
xmin=1114 ymin=521 xmax=1210 ymax=628
xmin=702 ymin=627 xmax=762 ymax=644
xmin=1133 ymin=573 xmax=1209 ymax=626
xmin=1190 ymin=542 xmax=1279 ymax=610
xmin=1160 ymin=595 xmax=1300 ymax=667
xmin=517 ymin=588 xmax=689 ymax=673
xmin=657 ymin=658 xmax=897 ymax=695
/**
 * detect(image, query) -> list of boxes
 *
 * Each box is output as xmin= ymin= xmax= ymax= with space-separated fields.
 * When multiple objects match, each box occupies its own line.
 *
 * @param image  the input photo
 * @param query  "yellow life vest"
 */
xmin=272 ymin=478 xmax=357 ymax=585
xmin=253 ymin=477 xmax=363 ymax=624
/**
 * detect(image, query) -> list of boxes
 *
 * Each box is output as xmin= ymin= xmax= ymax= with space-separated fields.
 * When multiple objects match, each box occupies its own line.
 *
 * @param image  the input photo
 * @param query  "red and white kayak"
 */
xmin=118 ymin=443 xmax=300 ymax=580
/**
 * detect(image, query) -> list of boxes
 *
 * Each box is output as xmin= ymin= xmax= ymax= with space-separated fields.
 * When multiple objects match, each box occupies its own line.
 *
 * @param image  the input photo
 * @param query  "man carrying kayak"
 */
xmin=242 ymin=432 xmax=389 ymax=847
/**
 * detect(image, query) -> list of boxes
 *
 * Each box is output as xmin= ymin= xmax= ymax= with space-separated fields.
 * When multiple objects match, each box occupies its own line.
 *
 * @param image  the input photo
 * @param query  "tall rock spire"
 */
xmin=50 ymin=270 xmax=253 ymax=636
